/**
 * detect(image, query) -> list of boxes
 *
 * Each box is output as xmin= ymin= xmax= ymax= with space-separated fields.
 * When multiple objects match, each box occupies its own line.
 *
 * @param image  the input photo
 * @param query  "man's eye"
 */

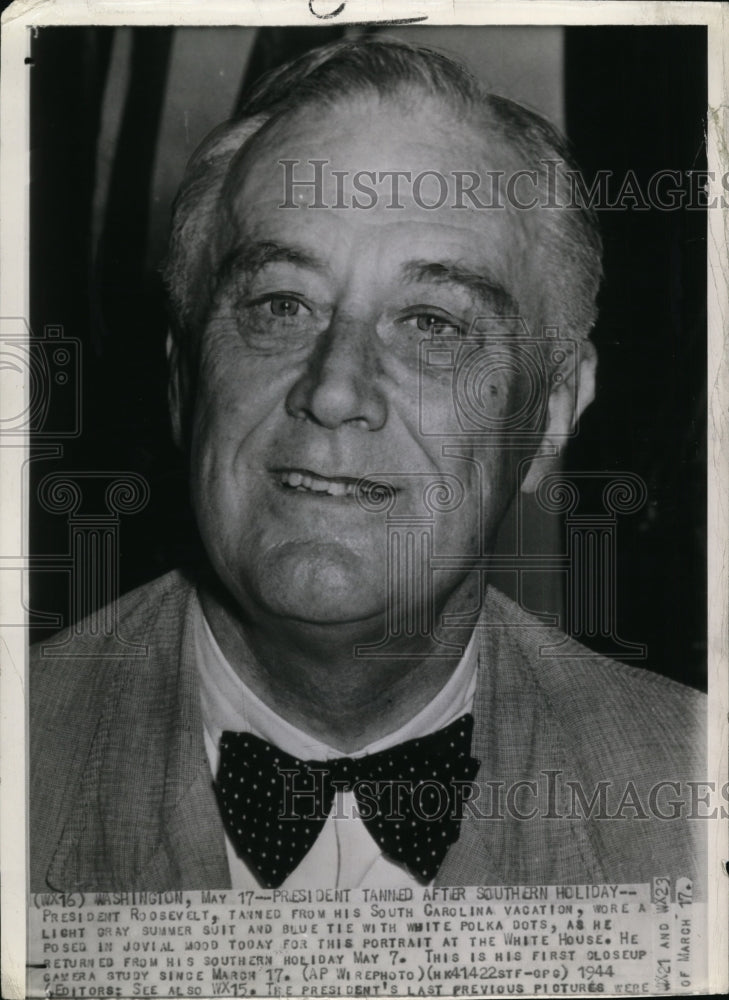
xmin=268 ymin=296 xmax=302 ymax=317
xmin=405 ymin=312 xmax=461 ymax=335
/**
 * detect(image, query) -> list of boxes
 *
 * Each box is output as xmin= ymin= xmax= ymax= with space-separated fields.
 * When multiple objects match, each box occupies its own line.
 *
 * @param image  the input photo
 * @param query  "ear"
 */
xmin=520 ymin=339 xmax=597 ymax=493
xmin=166 ymin=329 xmax=185 ymax=451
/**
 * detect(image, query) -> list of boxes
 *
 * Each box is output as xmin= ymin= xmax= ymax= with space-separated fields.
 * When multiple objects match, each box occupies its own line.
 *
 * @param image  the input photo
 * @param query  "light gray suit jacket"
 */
xmin=30 ymin=570 xmax=707 ymax=892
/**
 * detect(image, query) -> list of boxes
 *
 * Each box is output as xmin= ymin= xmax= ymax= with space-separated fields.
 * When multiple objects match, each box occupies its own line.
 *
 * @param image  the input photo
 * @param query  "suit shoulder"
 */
xmin=483 ymin=586 xmax=706 ymax=770
xmin=29 ymin=570 xmax=197 ymax=889
xmin=30 ymin=569 xmax=193 ymax=712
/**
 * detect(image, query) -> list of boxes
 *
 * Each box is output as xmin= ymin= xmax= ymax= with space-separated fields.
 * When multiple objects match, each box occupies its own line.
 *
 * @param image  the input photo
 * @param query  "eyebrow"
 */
xmin=217 ymin=240 xmax=331 ymax=285
xmin=216 ymin=243 xmax=520 ymax=316
xmin=400 ymin=260 xmax=519 ymax=316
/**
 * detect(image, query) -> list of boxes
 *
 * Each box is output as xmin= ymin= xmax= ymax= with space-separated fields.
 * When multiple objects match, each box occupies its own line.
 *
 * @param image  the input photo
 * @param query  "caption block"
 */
xmin=28 ymin=880 xmax=704 ymax=998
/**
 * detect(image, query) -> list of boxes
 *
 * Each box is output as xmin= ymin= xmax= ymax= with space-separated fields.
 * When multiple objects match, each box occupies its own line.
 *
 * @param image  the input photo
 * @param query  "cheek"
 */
xmin=188 ymin=385 xmax=235 ymax=484
xmin=426 ymin=446 xmax=521 ymax=555
xmin=186 ymin=386 xmax=261 ymax=536
xmin=190 ymin=332 xmax=292 ymax=462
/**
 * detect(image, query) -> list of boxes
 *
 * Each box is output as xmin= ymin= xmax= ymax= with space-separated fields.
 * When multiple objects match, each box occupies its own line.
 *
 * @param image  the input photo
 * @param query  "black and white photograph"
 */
xmin=1 ymin=1 xmax=727 ymax=997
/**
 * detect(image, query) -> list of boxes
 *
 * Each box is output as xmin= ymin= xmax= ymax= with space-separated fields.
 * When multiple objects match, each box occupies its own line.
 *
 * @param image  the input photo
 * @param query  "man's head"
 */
xmin=163 ymin=38 xmax=602 ymax=629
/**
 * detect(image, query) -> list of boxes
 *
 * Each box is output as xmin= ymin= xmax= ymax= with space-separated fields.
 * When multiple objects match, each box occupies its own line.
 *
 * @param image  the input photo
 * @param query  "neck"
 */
xmin=198 ymin=575 xmax=480 ymax=753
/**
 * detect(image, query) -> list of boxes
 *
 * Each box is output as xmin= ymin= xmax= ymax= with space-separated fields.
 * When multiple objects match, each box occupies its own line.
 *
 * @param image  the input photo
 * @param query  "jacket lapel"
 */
xmin=47 ymin=578 xmax=231 ymax=891
xmin=436 ymin=590 xmax=605 ymax=887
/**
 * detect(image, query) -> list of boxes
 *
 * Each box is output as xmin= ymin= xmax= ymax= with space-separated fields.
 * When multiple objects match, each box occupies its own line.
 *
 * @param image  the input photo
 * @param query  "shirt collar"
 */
xmin=195 ymin=593 xmax=478 ymax=768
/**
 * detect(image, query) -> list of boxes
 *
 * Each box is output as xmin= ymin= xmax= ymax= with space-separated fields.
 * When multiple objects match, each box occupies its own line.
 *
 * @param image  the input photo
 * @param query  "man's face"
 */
xmin=180 ymin=93 xmax=549 ymax=627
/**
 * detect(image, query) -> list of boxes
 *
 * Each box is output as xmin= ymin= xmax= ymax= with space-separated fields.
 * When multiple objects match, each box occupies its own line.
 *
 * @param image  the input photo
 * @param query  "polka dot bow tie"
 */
xmin=214 ymin=713 xmax=480 ymax=888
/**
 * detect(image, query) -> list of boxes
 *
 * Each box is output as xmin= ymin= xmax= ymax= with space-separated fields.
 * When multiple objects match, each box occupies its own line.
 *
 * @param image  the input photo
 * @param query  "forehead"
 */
xmin=226 ymin=90 xmax=522 ymax=201
xmin=216 ymin=92 xmax=540 ymax=312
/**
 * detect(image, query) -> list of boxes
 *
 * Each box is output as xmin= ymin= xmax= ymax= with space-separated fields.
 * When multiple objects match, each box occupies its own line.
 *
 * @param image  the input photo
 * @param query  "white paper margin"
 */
xmin=1 ymin=2 xmax=727 ymax=998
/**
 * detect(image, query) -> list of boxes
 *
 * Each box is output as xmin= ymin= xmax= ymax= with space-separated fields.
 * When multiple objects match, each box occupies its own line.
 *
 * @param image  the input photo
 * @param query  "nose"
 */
xmin=285 ymin=312 xmax=387 ymax=431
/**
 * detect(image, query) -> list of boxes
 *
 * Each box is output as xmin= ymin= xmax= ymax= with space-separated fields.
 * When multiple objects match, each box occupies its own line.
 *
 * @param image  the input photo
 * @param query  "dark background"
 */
xmin=28 ymin=25 xmax=707 ymax=689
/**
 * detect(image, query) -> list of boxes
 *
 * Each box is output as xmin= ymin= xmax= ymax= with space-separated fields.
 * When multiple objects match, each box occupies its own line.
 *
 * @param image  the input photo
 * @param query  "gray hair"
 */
xmin=163 ymin=37 xmax=602 ymax=365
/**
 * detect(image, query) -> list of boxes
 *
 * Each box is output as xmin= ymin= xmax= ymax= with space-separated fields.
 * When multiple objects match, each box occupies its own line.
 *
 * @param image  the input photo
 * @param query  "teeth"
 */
xmin=280 ymin=470 xmax=357 ymax=496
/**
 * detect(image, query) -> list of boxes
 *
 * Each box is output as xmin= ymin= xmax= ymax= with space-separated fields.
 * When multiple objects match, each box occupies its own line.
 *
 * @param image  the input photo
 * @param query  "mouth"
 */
xmin=275 ymin=468 xmax=391 ymax=500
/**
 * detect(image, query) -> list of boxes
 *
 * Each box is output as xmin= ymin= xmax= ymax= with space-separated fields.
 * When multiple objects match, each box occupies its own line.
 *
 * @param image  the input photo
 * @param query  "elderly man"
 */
xmin=31 ymin=39 xmax=705 ymax=893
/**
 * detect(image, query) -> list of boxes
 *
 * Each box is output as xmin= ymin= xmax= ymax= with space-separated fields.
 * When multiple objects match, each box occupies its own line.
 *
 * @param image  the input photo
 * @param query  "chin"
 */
xmin=240 ymin=540 xmax=386 ymax=625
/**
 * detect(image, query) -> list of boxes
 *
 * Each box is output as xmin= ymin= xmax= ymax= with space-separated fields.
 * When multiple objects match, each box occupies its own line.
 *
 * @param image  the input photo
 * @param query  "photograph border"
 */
xmin=2 ymin=2 xmax=727 ymax=997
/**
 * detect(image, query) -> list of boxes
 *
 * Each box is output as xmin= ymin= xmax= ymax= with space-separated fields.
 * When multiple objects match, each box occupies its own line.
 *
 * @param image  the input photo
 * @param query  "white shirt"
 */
xmin=194 ymin=600 xmax=478 ymax=889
